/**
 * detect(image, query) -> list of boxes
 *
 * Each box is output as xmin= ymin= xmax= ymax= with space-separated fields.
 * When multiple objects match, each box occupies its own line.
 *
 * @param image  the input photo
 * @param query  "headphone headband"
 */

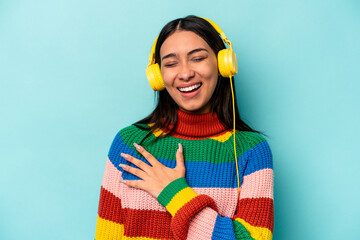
xmin=200 ymin=17 xmax=228 ymax=43
xmin=147 ymin=17 xmax=233 ymax=66
xmin=148 ymin=36 xmax=158 ymax=66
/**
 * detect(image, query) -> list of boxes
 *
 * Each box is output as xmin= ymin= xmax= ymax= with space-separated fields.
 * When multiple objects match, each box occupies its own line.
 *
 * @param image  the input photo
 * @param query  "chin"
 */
xmin=179 ymin=104 xmax=210 ymax=114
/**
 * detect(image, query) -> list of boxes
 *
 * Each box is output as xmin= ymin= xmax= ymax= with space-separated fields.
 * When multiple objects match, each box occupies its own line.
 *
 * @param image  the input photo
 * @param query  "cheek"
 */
xmin=204 ymin=62 xmax=219 ymax=94
xmin=204 ymin=65 xmax=219 ymax=88
xmin=161 ymin=69 xmax=174 ymax=87
xmin=161 ymin=71 xmax=178 ymax=97
xmin=208 ymin=77 xmax=219 ymax=97
xmin=202 ymin=58 xmax=218 ymax=79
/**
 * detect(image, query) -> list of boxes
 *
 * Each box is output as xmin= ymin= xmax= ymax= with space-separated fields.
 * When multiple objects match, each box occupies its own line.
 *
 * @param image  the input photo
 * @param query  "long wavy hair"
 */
xmin=135 ymin=15 xmax=262 ymax=142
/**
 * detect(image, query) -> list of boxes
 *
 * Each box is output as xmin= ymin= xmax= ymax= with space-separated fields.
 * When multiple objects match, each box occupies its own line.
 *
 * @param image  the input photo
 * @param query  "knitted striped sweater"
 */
xmin=95 ymin=110 xmax=274 ymax=240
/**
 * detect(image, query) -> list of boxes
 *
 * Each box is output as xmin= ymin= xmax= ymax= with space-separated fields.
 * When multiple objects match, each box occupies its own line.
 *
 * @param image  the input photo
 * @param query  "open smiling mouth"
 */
xmin=177 ymin=83 xmax=202 ymax=93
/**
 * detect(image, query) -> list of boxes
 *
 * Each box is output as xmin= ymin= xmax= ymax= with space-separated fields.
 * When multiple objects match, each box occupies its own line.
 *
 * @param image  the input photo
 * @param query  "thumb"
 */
xmin=175 ymin=143 xmax=185 ymax=172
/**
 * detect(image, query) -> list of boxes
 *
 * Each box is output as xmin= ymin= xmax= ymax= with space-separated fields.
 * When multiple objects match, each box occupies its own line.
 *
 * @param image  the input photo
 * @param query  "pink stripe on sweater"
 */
xmin=187 ymin=207 xmax=218 ymax=240
xmin=239 ymin=168 xmax=274 ymax=199
xmin=101 ymin=158 xmax=122 ymax=195
xmin=194 ymin=188 xmax=238 ymax=217
xmin=102 ymin=158 xmax=166 ymax=211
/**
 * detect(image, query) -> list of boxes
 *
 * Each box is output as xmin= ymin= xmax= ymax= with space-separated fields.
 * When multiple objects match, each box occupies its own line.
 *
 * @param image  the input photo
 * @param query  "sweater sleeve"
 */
xmin=95 ymin=132 xmax=127 ymax=240
xmin=157 ymin=139 xmax=274 ymax=240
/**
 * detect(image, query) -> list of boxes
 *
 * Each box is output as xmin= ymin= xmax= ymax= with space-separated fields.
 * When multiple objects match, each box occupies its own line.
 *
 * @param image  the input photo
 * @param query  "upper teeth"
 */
xmin=179 ymin=83 xmax=201 ymax=92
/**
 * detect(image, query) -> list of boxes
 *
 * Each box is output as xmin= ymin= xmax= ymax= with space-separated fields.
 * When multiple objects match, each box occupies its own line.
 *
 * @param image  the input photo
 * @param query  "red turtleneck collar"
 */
xmin=170 ymin=109 xmax=229 ymax=139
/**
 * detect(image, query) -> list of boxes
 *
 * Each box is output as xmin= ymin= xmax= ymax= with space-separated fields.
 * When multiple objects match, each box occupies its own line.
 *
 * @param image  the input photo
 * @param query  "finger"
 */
xmin=175 ymin=143 xmax=185 ymax=171
xmin=133 ymin=143 xmax=160 ymax=167
xmin=119 ymin=164 xmax=147 ymax=180
xmin=121 ymin=179 xmax=145 ymax=190
xmin=121 ymin=153 xmax=151 ymax=172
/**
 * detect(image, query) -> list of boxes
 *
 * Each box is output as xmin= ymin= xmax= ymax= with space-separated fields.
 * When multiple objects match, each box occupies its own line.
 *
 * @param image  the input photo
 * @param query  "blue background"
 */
xmin=1 ymin=0 xmax=359 ymax=239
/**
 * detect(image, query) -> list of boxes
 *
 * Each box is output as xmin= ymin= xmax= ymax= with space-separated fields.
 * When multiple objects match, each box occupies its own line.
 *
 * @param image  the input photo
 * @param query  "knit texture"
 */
xmin=95 ymin=110 xmax=274 ymax=240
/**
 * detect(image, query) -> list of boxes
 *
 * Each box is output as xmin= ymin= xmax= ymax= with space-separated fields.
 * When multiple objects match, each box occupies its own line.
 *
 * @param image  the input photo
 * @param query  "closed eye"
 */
xmin=192 ymin=56 xmax=207 ymax=62
xmin=164 ymin=62 xmax=178 ymax=67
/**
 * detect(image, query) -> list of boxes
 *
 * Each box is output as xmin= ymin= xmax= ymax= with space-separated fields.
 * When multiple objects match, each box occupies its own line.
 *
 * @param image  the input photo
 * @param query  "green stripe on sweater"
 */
xmin=157 ymin=177 xmax=189 ymax=207
xmin=233 ymin=220 xmax=255 ymax=240
xmin=119 ymin=124 xmax=265 ymax=164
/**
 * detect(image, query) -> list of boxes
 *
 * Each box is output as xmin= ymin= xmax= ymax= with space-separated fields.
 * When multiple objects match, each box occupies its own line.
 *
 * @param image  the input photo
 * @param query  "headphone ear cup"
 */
xmin=218 ymin=49 xmax=238 ymax=77
xmin=146 ymin=63 xmax=165 ymax=91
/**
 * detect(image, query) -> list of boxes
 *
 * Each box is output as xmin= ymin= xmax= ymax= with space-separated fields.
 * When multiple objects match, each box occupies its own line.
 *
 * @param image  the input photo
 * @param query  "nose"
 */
xmin=177 ymin=63 xmax=195 ymax=81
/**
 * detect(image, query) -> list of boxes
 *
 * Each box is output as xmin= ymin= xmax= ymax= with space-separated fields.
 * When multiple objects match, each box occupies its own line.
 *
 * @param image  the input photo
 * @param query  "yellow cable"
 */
xmin=229 ymin=75 xmax=240 ymax=198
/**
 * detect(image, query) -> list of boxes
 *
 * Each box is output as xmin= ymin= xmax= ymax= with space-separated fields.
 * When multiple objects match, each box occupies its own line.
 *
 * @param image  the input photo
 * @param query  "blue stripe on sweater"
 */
xmin=211 ymin=215 xmax=236 ymax=240
xmin=108 ymin=134 xmax=272 ymax=188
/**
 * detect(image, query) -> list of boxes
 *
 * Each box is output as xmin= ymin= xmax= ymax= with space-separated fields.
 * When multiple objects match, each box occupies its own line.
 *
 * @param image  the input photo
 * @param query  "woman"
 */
xmin=95 ymin=15 xmax=274 ymax=240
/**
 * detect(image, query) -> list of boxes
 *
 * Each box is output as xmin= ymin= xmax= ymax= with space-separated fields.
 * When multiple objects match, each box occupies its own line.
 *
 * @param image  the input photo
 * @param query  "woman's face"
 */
xmin=159 ymin=30 xmax=219 ymax=114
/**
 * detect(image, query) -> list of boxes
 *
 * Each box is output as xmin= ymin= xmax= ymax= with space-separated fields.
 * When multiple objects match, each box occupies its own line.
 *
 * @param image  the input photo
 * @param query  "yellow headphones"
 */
xmin=145 ymin=17 xmax=238 ymax=91
xmin=145 ymin=17 xmax=242 ymax=197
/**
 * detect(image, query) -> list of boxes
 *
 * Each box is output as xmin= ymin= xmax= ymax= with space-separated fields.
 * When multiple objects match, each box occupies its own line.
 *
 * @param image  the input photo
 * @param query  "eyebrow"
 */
xmin=161 ymin=48 xmax=209 ymax=61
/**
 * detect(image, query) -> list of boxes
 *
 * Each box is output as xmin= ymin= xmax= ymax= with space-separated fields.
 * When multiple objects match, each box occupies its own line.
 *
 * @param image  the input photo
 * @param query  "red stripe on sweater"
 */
xmin=124 ymin=208 xmax=173 ymax=239
xmin=157 ymin=109 xmax=229 ymax=140
xmin=98 ymin=187 xmax=173 ymax=239
xmin=98 ymin=187 xmax=125 ymax=224
xmin=171 ymin=195 xmax=218 ymax=240
xmin=235 ymin=197 xmax=274 ymax=232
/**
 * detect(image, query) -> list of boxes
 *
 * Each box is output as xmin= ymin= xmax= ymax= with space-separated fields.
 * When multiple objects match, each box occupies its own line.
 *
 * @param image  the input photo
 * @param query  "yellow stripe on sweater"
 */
xmin=95 ymin=215 xmax=124 ymax=240
xmin=148 ymin=124 xmax=234 ymax=142
xmin=147 ymin=124 xmax=163 ymax=137
xmin=152 ymin=128 xmax=163 ymax=137
xmin=166 ymin=187 xmax=198 ymax=216
xmin=235 ymin=218 xmax=273 ymax=240
xmin=210 ymin=131 xmax=233 ymax=142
